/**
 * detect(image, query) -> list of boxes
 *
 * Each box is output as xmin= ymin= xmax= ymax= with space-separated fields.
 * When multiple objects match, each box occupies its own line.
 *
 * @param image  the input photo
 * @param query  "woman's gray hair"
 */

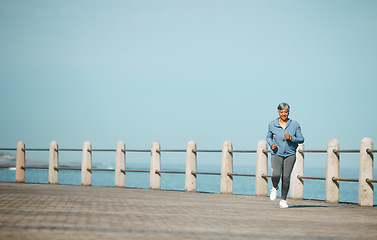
xmin=277 ymin=102 xmax=290 ymax=111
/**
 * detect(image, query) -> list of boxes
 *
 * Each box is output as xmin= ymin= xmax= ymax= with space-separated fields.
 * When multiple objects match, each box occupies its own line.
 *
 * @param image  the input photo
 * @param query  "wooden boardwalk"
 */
xmin=0 ymin=182 xmax=376 ymax=240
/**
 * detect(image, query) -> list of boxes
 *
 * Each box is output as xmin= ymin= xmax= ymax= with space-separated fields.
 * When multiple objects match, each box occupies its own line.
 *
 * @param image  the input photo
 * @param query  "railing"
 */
xmin=291 ymin=138 xmax=375 ymax=206
xmin=0 ymin=137 xmax=375 ymax=206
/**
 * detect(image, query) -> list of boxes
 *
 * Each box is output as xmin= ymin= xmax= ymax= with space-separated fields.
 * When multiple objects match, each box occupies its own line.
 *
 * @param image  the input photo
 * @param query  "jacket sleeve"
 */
xmin=266 ymin=124 xmax=275 ymax=147
xmin=291 ymin=125 xmax=304 ymax=144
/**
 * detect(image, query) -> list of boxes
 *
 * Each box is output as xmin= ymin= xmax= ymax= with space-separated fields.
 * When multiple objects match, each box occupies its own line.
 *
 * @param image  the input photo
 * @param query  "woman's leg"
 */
xmin=281 ymin=155 xmax=296 ymax=200
xmin=271 ymin=155 xmax=283 ymax=189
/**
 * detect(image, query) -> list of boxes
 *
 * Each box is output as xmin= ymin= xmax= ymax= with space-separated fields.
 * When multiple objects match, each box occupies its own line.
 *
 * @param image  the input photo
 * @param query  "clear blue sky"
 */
xmin=1 ymin=1 xmax=376 ymax=167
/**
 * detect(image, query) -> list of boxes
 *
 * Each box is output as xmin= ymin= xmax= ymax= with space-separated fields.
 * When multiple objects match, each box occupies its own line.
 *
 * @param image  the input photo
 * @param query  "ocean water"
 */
xmin=0 ymin=164 xmax=375 ymax=205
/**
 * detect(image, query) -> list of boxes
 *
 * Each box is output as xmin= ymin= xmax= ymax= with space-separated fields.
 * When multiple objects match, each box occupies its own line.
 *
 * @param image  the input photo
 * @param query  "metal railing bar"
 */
xmin=191 ymin=171 xmax=221 ymax=176
xmin=192 ymin=150 xmax=222 ymax=153
xmin=297 ymin=175 xmax=326 ymax=180
xmin=333 ymin=149 xmax=360 ymax=153
xmin=332 ymin=177 xmax=359 ymax=182
xmin=122 ymin=150 xmax=151 ymax=153
xmin=0 ymin=165 xmax=16 ymax=168
xmin=55 ymin=149 xmax=82 ymax=152
xmin=227 ymin=173 xmax=256 ymax=177
xmin=0 ymin=148 xmax=17 ymax=151
xmin=54 ymin=167 xmax=81 ymax=171
xmin=262 ymin=150 xmax=271 ymax=153
xmin=261 ymin=174 xmax=271 ymax=178
xmin=22 ymin=166 xmax=49 ymax=170
xmin=87 ymin=168 xmax=115 ymax=172
xmin=121 ymin=169 xmax=150 ymax=173
xmin=23 ymin=148 xmax=49 ymax=151
xmin=366 ymin=149 xmax=376 ymax=153
xmin=157 ymin=150 xmax=186 ymax=153
xmin=89 ymin=149 xmax=116 ymax=152
xmin=298 ymin=150 xmax=327 ymax=153
xmin=155 ymin=170 xmax=185 ymax=174
xmin=230 ymin=150 xmax=257 ymax=153
xmin=366 ymin=178 xmax=377 ymax=183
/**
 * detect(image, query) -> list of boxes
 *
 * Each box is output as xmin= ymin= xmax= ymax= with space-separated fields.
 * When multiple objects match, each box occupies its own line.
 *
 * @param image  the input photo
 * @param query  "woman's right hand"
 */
xmin=271 ymin=144 xmax=277 ymax=150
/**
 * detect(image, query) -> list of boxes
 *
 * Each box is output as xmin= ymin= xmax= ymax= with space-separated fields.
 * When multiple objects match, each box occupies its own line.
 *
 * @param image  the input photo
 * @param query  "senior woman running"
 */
xmin=266 ymin=102 xmax=304 ymax=208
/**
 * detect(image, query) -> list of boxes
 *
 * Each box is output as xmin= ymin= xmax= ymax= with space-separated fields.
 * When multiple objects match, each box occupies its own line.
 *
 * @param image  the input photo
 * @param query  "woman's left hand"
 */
xmin=284 ymin=134 xmax=292 ymax=140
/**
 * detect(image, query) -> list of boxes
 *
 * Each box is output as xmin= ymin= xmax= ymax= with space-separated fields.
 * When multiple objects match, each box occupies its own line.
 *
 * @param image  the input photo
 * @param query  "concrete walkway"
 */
xmin=0 ymin=182 xmax=376 ymax=240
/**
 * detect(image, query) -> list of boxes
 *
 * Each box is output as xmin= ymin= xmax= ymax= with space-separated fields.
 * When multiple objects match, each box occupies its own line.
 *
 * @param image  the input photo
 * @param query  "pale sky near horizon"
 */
xmin=1 ymin=1 xmax=376 ymax=168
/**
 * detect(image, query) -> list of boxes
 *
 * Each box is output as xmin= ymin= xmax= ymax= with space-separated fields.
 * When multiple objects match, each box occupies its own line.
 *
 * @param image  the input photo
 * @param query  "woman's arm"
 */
xmin=291 ymin=125 xmax=304 ymax=143
xmin=266 ymin=124 xmax=275 ymax=147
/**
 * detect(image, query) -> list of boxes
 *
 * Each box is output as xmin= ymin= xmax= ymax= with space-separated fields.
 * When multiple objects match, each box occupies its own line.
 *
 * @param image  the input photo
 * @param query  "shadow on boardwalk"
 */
xmin=0 ymin=182 xmax=376 ymax=240
xmin=288 ymin=205 xmax=328 ymax=208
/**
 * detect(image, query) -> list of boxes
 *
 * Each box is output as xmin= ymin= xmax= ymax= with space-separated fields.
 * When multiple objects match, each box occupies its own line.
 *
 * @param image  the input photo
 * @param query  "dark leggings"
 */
xmin=271 ymin=154 xmax=296 ymax=200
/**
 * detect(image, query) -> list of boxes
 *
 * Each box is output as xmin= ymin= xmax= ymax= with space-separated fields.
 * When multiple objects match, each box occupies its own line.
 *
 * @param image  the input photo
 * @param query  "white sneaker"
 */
xmin=279 ymin=199 xmax=288 ymax=208
xmin=270 ymin=187 xmax=277 ymax=201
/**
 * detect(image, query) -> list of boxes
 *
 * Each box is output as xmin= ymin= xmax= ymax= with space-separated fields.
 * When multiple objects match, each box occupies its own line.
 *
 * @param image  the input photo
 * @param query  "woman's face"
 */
xmin=278 ymin=109 xmax=289 ymax=121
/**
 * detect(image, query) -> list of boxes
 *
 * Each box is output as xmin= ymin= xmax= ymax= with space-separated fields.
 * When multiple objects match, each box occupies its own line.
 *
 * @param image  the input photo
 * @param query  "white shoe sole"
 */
xmin=270 ymin=188 xmax=277 ymax=201
xmin=279 ymin=201 xmax=288 ymax=208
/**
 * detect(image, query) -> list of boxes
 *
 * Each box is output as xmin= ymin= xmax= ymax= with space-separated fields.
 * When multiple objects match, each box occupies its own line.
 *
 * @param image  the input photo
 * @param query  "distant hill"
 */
xmin=0 ymin=152 xmax=15 ymax=166
xmin=0 ymin=152 xmax=50 ymax=167
xmin=0 ymin=152 xmax=81 ymax=168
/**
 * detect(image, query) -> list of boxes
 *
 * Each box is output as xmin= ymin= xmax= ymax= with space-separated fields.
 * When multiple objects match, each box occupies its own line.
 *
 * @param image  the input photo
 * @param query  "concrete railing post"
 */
xmin=185 ymin=141 xmax=197 ymax=192
xmin=115 ymin=141 xmax=126 ymax=188
xmin=290 ymin=143 xmax=304 ymax=199
xmin=81 ymin=141 xmax=92 ymax=186
xmin=48 ymin=141 xmax=59 ymax=184
xmin=15 ymin=141 xmax=25 ymax=183
xmin=358 ymin=137 xmax=374 ymax=206
xmin=150 ymin=141 xmax=161 ymax=190
xmin=221 ymin=141 xmax=233 ymax=194
xmin=255 ymin=140 xmax=268 ymax=196
xmin=325 ymin=139 xmax=340 ymax=203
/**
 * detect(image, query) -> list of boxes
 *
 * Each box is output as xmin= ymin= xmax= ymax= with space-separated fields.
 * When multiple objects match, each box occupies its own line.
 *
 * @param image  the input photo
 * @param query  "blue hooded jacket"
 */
xmin=266 ymin=118 xmax=304 ymax=157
